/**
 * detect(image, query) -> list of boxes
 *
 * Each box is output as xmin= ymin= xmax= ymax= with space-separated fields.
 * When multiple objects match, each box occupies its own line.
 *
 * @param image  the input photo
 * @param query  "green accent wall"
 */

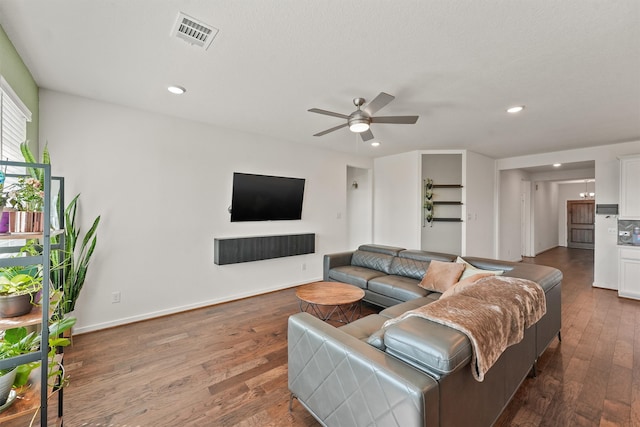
xmin=0 ymin=24 xmax=39 ymax=152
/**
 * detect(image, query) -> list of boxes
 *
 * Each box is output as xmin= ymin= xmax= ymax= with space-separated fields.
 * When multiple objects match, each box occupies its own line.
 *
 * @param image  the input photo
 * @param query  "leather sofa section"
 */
xmin=535 ymin=282 xmax=562 ymax=356
xmin=288 ymin=313 xmax=440 ymax=427
xmin=357 ymin=244 xmax=406 ymax=256
xmin=379 ymin=296 xmax=438 ymax=319
xmin=383 ymin=316 xmax=472 ymax=379
xmin=327 ymin=265 xmax=385 ymax=289
xmin=367 ymin=274 xmax=427 ymax=301
xmin=464 ymin=256 xmax=563 ymax=292
xmin=338 ymin=314 xmax=388 ymax=342
xmin=389 ymin=256 xmax=431 ymax=280
xmin=351 ymin=249 xmax=395 ymax=274
xmin=362 ymin=290 xmax=407 ymax=308
xmin=399 ymin=250 xmax=457 ymax=263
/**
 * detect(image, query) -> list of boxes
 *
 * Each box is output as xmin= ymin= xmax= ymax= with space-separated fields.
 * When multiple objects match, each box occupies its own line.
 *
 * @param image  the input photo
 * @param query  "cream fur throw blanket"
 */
xmin=382 ymin=276 xmax=546 ymax=382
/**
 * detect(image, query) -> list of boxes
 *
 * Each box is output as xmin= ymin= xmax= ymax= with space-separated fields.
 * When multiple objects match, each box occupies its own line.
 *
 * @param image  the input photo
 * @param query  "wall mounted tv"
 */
xmin=230 ymin=173 xmax=306 ymax=222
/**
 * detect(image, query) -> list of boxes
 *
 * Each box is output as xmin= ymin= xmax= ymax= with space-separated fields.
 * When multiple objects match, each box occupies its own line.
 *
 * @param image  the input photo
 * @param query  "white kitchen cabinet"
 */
xmin=619 ymin=246 xmax=640 ymax=300
xmin=619 ymin=154 xmax=640 ymax=219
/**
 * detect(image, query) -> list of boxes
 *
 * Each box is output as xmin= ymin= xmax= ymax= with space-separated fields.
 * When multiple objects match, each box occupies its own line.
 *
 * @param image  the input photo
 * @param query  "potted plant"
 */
xmin=0 ymin=241 xmax=46 ymax=318
xmin=3 ymin=176 xmax=45 ymax=233
xmin=0 ymin=317 xmax=76 ymax=408
xmin=0 ymin=268 xmax=43 ymax=318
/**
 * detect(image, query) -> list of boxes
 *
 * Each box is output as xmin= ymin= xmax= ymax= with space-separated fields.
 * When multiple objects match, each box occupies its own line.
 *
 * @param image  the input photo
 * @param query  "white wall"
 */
xmin=497 ymin=140 xmax=640 ymax=289
xmin=39 ymin=90 xmax=372 ymax=333
xmin=373 ymin=151 xmax=421 ymax=249
xmin=533 ymin=181 xmax=559 ymax=254
xmin=373 ymin=149 xmax=496 ymax=256
xmin=498 ymin=169 xmax=530 ymax=261
xmin=465 ymin=151 xmax=495 ymax=258
xmin=347 ymin=166 xmax=372 ymax=250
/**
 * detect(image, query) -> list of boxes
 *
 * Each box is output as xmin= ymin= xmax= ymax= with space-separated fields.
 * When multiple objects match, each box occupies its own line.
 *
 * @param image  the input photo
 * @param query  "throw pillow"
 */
xmin=419 ymin=260 xmax=465 ymax=293
xmin=440 ymin=272 xmax=495 ymax=299
xmin=455 ymin=257 xmax=504 ymax=280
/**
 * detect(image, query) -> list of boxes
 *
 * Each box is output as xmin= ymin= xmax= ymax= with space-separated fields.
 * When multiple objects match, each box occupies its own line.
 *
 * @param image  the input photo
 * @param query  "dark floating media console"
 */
xmin=214 ymin=233 xmax=315 ymax=265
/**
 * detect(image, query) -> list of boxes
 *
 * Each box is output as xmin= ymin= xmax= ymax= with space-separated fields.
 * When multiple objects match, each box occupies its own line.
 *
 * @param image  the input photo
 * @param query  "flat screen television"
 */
xmin=230 ymin=173 xmax=306 ymax=222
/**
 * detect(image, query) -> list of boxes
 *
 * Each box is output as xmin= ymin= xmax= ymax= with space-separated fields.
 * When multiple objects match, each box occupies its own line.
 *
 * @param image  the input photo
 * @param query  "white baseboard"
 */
xmin=73 ymin=277 xmax=323 ymax=335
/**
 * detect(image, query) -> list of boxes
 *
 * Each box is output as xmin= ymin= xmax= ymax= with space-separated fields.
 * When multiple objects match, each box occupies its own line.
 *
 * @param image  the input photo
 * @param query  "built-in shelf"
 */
xmin=424 ymin=180 xmax=464 ymax=226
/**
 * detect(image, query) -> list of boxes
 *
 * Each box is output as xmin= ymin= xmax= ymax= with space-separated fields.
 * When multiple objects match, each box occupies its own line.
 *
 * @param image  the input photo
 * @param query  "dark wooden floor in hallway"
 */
xmin=21 ymin=247 xmax=638 ymax=426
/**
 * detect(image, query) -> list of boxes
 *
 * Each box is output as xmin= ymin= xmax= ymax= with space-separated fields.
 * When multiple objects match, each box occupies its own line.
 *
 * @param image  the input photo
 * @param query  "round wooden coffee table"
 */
xmin=296 ymin=281 xmax=365 ymax=323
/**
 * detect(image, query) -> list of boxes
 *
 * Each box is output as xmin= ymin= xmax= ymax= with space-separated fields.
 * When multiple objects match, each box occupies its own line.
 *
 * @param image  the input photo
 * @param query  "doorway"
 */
xmin=566 ymin=200 xmax=595 ymax=249
xmin=346 ymin=166 xmax=372 ymax=249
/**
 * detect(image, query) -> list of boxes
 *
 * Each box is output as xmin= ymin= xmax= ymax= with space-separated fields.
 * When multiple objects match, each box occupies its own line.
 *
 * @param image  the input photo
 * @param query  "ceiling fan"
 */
xmin=308 ymin=92 xmax=419 ymax=142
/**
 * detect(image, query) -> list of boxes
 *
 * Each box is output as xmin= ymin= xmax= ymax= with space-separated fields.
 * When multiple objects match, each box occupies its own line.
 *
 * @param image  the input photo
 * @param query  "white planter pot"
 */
xmin=0 ymin=368 xmax=16 ymax=406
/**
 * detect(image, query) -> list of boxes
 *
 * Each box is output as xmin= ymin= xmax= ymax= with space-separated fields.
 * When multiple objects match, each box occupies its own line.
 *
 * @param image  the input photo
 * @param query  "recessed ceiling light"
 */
xmin=553 ymin=163 xmax=562 ymax=167
xmin=168 ymin=85 xmax=186 ymax=95
xmin=371 ymin=141 xmax=380 ymax=147
xmin=506 ymin=105 xmax=525 ymax=114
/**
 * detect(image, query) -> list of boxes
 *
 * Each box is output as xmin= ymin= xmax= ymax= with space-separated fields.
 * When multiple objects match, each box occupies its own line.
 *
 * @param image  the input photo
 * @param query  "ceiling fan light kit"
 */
xmin=309 ymin=92 xmax=419 ymax=142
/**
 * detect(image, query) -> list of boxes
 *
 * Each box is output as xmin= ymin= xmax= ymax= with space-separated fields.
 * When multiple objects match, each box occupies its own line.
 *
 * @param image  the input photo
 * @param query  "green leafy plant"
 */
xmin=0 ymin=242 xmax=44 ymax=296
xmin=19 ymin=142 xmax=49 ymax=184
xmin=0 ymin=317 xmax=76 ymax=387
xmin=5 ymin=177 xmax=45 ymax=211
xmin=58 ymin=194 xmax=100 ymax=314
xmin=0 ymin=271 xmax=42 ymax=296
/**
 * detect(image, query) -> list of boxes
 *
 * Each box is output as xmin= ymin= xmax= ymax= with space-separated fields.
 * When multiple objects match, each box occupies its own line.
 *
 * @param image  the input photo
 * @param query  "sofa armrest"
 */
xmin=288 ymin=313 xmax=439 ymax=427
xmin=323 ymin=251 xmax=354 ymax=280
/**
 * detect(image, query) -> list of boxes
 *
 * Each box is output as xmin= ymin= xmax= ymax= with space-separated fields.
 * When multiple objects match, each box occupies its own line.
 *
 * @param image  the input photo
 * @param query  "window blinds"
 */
xmin=0 ymin=76 xmax=31 ymax=169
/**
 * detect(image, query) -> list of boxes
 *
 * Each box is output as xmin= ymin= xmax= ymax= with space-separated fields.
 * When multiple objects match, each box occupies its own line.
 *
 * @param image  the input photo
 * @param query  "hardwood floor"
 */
xmin=45 ymin=248 xmax=640 ymax=426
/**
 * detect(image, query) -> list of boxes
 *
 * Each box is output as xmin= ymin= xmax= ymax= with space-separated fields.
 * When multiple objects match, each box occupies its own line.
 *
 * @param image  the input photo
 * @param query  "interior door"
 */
xmin=567 ymin=200 xmax=595 ymax=249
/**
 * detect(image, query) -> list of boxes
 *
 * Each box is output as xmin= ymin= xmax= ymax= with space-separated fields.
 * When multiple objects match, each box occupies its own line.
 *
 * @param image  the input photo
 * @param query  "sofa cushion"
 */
xmin=368 ymin=275 xmax=428 ymax=302
xmin=456 ymin=256 xmax=504 ymax=280
xmin=389 ymin=256 xmax=430 ymax=280
xmin=339 ymin=314 xmax=388 ymax=345
xmin=351 ymin=250 xmax=395 ymax=274
xmin=419 ymin=260 xmax=465 ymax=293
xmin=383 ymin=316 xmax=472 ymax=378
xmin=327 ymin=265 xmax=385 ymax=289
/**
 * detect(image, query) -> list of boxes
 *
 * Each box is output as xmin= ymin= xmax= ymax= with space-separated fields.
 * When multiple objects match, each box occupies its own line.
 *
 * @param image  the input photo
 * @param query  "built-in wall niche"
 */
xmin=421 ymin=152 xmax=464 ymax=255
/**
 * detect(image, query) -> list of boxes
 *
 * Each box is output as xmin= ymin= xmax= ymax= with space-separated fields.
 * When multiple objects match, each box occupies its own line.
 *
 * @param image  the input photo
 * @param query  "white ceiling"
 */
xmin=1 ymin=1 xmax=639 ymax=159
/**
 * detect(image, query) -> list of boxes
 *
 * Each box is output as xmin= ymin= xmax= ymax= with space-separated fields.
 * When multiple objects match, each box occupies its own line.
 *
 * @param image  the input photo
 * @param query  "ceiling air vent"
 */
xmin=171 ymin=12 xmax=219 ymax=50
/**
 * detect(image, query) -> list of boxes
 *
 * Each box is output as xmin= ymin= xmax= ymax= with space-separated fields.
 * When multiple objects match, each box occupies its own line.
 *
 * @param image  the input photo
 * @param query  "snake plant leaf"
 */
xmin=60 ymin=194 xmax=100 ymax=314
xmin=19 ymin=141 xmax=45 ymax=183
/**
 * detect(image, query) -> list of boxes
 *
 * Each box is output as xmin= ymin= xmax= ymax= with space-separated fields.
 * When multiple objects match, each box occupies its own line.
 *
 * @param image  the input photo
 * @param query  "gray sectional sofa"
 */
xmin=288 ymin=244 xmax=562 ymax=427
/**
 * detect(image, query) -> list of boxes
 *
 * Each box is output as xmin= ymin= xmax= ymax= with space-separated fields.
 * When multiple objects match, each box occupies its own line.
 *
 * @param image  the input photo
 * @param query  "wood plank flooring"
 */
xmin=26 ymin=247 xmax=640 ymax=426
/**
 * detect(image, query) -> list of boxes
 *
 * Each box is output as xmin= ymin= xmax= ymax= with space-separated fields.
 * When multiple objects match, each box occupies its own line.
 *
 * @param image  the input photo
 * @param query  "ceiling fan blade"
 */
xmin=363 ymin=92 xmax=395 ymax=116
xmin=360 ymin=129 xmax=375 ymax=141
xmin=308 ymin=108 xmax=350 ymax=119
xmin=313 ymin=122 xmax=348 ymax=137
xmin=371 ymin=115 xmax=419 ymax=124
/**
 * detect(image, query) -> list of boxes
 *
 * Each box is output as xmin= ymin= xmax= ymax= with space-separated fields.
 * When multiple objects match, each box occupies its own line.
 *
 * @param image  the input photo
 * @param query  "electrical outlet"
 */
xmin=302 ymin=263 xmax=307 ymax=271
xmin=111 ymin=291 xmax=121 ymax=304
